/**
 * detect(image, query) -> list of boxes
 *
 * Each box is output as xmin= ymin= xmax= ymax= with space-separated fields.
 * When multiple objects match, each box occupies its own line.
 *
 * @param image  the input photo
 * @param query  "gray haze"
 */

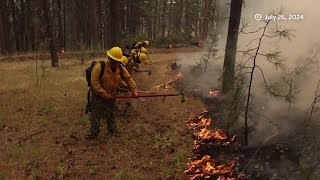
xmin=177 ymin=0 xmax=320 ymax=145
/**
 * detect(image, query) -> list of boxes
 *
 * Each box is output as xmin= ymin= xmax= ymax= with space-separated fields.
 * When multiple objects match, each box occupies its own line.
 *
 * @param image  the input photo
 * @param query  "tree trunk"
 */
xmin=194 ymin=0 xmax=201 ymax=39
xmin=152 ymin=0 xmax=159 ymax=39
xmin=10 ymin=0 xmax=20 ymax=51
xmin=63 ymin=0 xmax=66 ymax=49
xmin=128 ymin=0 xmax=139 ymax=35
xmin=119 ymin=0 xmax=125 ymax=34
xmin=177 ymin=0 xmax=184 ymax=34
xmin=21 ymin=0 xmax=28 ymax=51
xmin=26 ymin=0 xmax=34 ymax=51
xmin=167 ymin=0 xmax=173 ymax=36
xmin=161 ymin=0 xmax=167 ymax=40
xmin=216 ymin=0 xmax=229 ymax=36
xmin=146 ymin=16 xmax=152 ymax=39
xmin=201 ymin=0 xmax=212 ymax=40
xmin=97 ymin=0 xmax=103 ymax=49
xmin=0 ymin=4 xmax=4 ymax=53
xmin=103 ymin=0 xmax=109 ymax=49
xmin=57 ymin=0 xmax=63 ymax=49
xmin=109 ymin=0 xmax=120 ymax=47
xmin=42 ymin=0 xmax=59 ymax=67
xmin=221 ymin=0 xmax=243 ymax=94
xmin=89 ymin=0 xmax=98 ymax=49
xmin=0 ymin=0 xmax=12 ymax=54
xmin=185 ymin=0 xmax=190 ymax=37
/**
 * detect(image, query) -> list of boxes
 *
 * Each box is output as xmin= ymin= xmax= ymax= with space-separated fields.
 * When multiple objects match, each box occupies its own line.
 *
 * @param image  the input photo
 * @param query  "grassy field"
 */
xmin=0 ymin=51 xmax=205 ymax=179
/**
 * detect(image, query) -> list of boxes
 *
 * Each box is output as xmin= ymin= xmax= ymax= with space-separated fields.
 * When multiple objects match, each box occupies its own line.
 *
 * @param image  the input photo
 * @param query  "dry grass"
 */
xmin=0 ymin=52 xmax=205 ymax=179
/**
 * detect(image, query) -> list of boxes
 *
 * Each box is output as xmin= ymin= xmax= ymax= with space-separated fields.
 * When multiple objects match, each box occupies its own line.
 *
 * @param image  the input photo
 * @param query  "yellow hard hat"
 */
xmin=140 ymin=47 xmax=148 ymax=54
xmin=106 ymin=47 xmax=123 ymax=61
xmin=121 ymin=56 xmax=129 ymax=66
xmin=134 ymin=42 xmax=142 ymax=48
xmin=138 ymin=52 xmax=147 ymax=63
xmin=144 ymin=41 xmax=149 ymax=46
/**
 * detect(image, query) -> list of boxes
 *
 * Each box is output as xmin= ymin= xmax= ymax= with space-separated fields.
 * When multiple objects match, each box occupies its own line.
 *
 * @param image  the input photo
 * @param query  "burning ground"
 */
xmin=162 ymin=49 xmax=320 ymax=179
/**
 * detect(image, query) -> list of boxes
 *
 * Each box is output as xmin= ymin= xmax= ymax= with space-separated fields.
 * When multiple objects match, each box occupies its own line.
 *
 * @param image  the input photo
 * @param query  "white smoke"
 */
xmin=176 ymin=0 xmax=320 ymax=145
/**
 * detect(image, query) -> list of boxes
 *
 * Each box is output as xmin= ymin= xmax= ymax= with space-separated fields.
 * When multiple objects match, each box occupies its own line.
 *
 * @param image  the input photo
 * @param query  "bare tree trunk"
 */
xmin=157 ymin=0 xmax=163 ymax=36
xmin=89 ymin=0 xmax=98 ymax=49
xmin=119 ymin=0 xmax=125 ymax=34
xmin=10 ymin=0 xmax=20 ymax=51
xmin=26 ymin=0 xmax=34 ymax=51
xmin=185 ymin=0 xmax=190 ymax=37
xmin=221 ymin=0 xmax=243 ymax=94
xmin=109 ymin=0 xmax=120 ymax=47
xmin=167 ymin=0 xmax=173 ymax=36
xmin=0 ymin=0 xmax=12 ymax=54
xmin=0 ymin=1 xmax=5 ymax=54
xmin=63 ymin=0 xmax=66 ymax=49
xmin=128 ymin=0 xmax=138 ymax=34
xmin=161 ymin=0 xmax=167 ymax=40
xmin=177 ymin=0 xmax=184 ymax=33
xmin=216 ymin=0 xmax=229 ymax=36
xmin=24 ymin=0 xmax=32 ymax=51
xmin=194 ymin=0 xmax=201 ymax=39
xmin=103 ymin=0 xmax=109 ymax=49
xmin=152 ymin=0 xmax=159 ymax=39
xmin=97 ymin=0 xmax=103 ymax=49
xmin=42 ymin=0 xmax=59 ymax=67
xmin=201 ymin=0 xmax=212 ymax=40
xmin=57 ymin=0 xmax=63 ymax=49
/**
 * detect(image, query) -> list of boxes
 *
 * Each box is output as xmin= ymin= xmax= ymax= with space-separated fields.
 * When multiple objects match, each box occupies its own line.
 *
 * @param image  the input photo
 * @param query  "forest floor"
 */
xmin=1 ymin=48 xmax=320 ymax=180
xmin=0 ymin=48 xmax=206 ymax=179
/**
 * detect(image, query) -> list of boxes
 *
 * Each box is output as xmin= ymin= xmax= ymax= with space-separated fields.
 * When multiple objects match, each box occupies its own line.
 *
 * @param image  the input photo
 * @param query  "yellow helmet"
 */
xmin=134 ymin=42 xmax=142 ymax=48
xmin=140 ymin=47 xmax=148 ymax=54
xmin=106 ymin=47 xmax=123 ymax=61
xmin=121 ymin=56 xmax=129 ymax=66
xmin=138 ymin=52 xmax=147 ymax=63
xmin=144 ymin=41 xmax=149 ymax=46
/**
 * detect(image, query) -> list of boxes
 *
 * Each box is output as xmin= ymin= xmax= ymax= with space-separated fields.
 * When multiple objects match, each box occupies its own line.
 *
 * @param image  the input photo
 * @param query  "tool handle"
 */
xmin=114 ymin=93 xmax=181 ymax=99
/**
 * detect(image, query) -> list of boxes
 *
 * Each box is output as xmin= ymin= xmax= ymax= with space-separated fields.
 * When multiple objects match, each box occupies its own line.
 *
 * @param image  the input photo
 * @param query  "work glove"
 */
xmin=103 ymin=93 xmax=114 ymax=100
xmin=132 ymin=91 xmax=139 ymax=98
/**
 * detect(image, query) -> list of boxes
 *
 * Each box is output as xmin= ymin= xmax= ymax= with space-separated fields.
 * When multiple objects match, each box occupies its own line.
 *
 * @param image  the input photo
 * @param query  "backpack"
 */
xmin=85 ymin=61 xmax=105 ymax=86
xmin=85 ymin=61 xmax=105 ymax=114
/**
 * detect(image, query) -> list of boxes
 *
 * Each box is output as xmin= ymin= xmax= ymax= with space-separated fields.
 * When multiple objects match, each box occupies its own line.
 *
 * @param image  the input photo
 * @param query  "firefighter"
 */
xmin=121 ymin=52 xmax=148 ymax=75
xmin=130 ymin=40 xmax=149 ymax=54
xmin=86 ymin=47 xmax=139 ymax=139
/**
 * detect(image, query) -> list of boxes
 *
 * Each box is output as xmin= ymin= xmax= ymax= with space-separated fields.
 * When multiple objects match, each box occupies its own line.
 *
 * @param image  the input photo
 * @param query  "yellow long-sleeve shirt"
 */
xmin=91 ymin=61 xmax=138 ymax=98
xmin=126 ymin=57 xmax=136 ymax=75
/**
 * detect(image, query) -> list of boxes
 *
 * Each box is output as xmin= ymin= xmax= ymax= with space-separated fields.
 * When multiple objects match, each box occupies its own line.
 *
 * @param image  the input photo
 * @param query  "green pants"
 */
xmin=89 ymin=93 xmax=116 ymax=135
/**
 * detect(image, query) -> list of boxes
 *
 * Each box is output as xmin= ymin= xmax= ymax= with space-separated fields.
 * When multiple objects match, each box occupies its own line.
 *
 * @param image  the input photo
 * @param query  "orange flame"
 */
xmin=209 ymin=90 xmax=220 ymax=96
xmin=185 ymin=109 xmax=211 ymax=129
xmin=186 ymin=116 xmax=212 ymax=129
xmin=154 ymin=72 xmax=183 ymax=89
xmin=185 ymin=110 xmax=239 ymax=180
xmin=197 ymin=128 xmax=228 ymax=141
xmin=185 ymin=155 xmax=236 ymax=179
xmin=217 ymin=176 xmax=236 ymax=180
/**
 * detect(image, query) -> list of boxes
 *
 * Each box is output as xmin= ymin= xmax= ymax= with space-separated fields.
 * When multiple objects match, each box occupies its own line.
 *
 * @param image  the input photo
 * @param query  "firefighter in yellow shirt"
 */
xmin=121 ymin=52 xmax=148 ymax=75
xmin=86 ymin=47 xmax=139 ymax=139
xmin=130 ymin=40 xmax=149 ymax=54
